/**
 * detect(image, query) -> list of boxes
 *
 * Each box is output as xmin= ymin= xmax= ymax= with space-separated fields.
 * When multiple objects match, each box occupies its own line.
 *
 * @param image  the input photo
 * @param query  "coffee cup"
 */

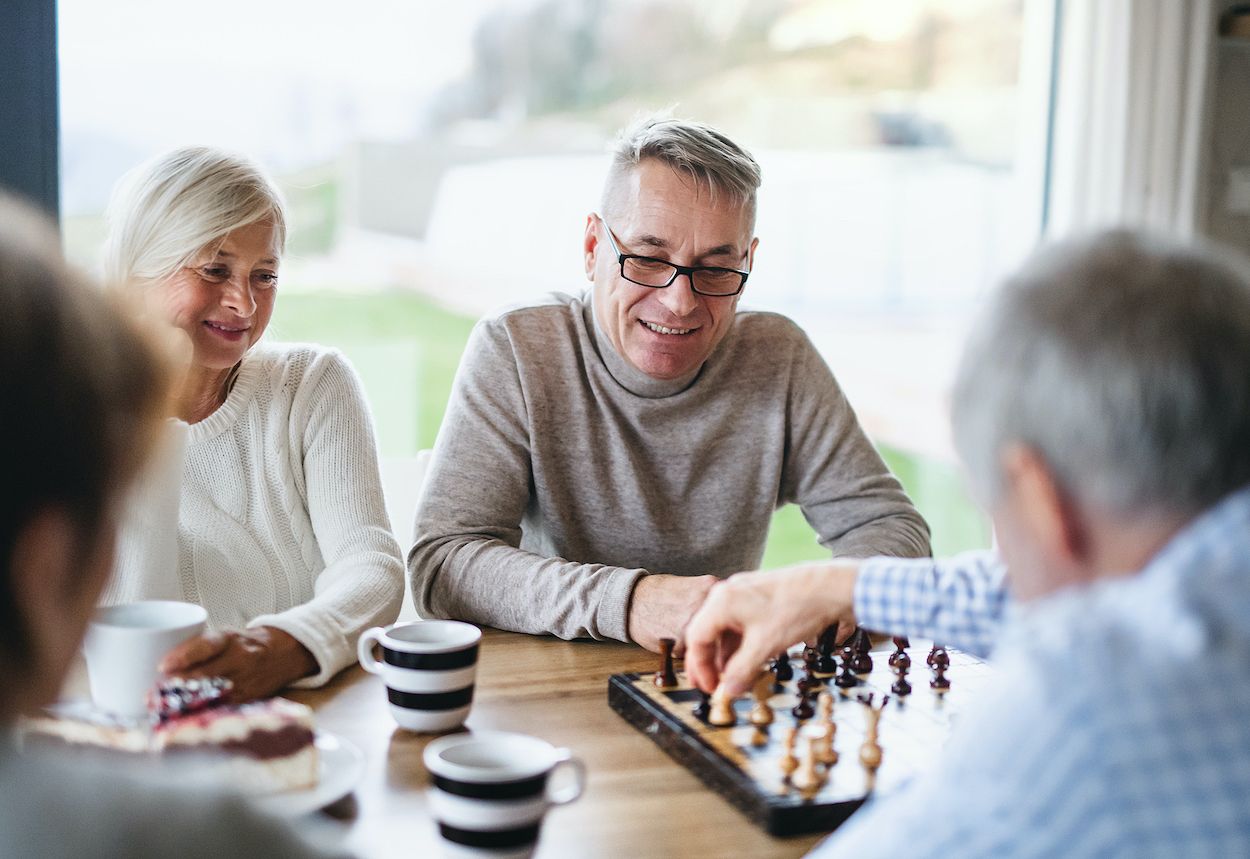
xmin=357 ymin=620 xmax=481 ymax=732
xmin=82 ymin=600 xmax=208 ymax=718
xmin=424 ymin=731 xmax=587 ymax=859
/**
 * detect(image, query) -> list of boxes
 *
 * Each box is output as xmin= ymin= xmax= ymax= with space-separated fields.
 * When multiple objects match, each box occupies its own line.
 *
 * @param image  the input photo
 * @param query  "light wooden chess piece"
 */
xmin=814 ymin=690 xmax=838 ymax=766
xmin=791 ymin=736 xmax=825 ymax=794
xmin=859 ymin=697 xmax=885 ymax=776
xmin=749 ymin=675 xmax=775 ymax=727
xmin=779 ymin=726 xmax=799 ymax=780
xmin=749 ymin=726 xmax=769 ymax=748
xmin=708 ymin=689 xmax=736 ymax=727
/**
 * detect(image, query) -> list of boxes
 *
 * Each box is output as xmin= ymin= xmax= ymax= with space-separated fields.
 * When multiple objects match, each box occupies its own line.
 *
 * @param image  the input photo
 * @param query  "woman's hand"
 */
xmin=159 ymin=626 xmax=318 ymax=702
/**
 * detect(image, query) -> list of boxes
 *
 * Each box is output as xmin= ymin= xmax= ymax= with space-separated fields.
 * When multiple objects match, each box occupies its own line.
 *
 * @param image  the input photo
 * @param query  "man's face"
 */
xmin=585 ymin=159 xmax=758 ymax=380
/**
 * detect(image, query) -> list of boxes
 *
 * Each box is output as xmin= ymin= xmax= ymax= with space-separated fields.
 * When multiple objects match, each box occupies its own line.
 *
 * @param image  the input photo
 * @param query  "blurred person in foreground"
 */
xmin=686 ymin=231 xmax=1250 ymax=856
xmin=0 ymin=195 xmax=340 ymax=858
xmin=410 ymin=114 xmax=930 ymax=651
xmin=102 ymin=147 xmax=403 ymax=701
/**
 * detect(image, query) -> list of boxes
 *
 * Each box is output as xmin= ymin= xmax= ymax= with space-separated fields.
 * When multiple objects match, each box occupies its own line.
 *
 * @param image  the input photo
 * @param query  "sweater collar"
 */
xmin=184 ymin=346 xmax=266 ymax=443
xmin=583 ymin=293 xmax=707 ymax=399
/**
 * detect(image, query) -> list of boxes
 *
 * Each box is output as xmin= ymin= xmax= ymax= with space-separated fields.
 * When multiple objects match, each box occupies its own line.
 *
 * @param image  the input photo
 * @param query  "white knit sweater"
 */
xmin=106 ymin=343 xmax=405 ymax=687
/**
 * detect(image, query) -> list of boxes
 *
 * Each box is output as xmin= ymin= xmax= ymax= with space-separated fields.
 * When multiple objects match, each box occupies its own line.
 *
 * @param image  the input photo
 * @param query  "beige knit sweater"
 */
xmin=105 ymin=343 xmax=404 ymax=686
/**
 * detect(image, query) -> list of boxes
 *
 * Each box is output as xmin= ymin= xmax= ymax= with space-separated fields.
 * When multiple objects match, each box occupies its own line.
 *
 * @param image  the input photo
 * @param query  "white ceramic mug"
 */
xmin=424 ymin=732 xmax=587 ymax=859
xmin=357 ymin=620 xmax=481 ymax=732
xmin=82 ymin=601 xmax=207 ymax=718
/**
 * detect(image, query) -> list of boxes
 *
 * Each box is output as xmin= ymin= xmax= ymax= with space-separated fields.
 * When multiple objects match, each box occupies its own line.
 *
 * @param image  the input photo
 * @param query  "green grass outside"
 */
xmin=272 ymin=290 xmax=990 ymax=565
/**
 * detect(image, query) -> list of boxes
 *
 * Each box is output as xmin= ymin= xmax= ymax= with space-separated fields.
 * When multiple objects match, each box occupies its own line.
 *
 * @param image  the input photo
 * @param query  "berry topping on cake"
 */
xmin=151 ymin=677 xmax=233 ymax=723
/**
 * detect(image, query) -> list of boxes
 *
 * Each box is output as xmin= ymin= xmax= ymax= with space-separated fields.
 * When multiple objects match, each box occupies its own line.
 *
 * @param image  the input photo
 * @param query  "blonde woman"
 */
xmin=103 ymin=147 xmax=403 ymax=701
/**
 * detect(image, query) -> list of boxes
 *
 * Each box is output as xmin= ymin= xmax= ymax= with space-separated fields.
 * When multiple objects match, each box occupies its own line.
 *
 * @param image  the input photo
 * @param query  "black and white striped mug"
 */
xmin=357 ymin=620 xmax=481 ymax=732
xmin=424 ymin=732 xmax=587 ymax=859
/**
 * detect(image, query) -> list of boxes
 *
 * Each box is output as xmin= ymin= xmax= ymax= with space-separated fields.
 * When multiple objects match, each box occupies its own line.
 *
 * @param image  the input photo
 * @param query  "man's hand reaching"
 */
xmin=684 ymin=561 xmax=861 ymax=697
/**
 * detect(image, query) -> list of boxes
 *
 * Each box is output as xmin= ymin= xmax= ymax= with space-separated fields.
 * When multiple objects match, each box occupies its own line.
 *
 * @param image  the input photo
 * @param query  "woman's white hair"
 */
xmin=102 ymin=146 xmax=287 ymax=288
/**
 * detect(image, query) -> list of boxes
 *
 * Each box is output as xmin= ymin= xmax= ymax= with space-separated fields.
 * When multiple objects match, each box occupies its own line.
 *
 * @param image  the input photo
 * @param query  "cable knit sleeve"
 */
xmin=247 ymin=349 xmax=404 ymax=687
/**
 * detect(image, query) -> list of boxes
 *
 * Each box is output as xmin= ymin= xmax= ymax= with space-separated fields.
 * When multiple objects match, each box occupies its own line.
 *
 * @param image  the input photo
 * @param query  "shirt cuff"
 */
xmin=595 ymin=566 xmax=647 ymax=643
xmin=853 ymin=556 xmax=939 ymax=639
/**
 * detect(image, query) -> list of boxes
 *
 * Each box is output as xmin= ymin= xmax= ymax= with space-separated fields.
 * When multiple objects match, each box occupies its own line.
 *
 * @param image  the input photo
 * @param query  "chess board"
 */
xmin=608 ymin=640 xmax=993 ymax=836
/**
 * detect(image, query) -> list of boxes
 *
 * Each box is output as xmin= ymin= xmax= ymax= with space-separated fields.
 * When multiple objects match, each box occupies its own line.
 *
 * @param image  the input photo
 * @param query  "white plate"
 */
xmin=255 ymin=730 xmax=364 ymax=817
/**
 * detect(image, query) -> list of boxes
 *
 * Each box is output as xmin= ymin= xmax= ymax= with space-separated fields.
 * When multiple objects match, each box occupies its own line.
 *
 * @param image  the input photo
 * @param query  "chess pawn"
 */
xmin=653 ymin=637 xmax=678 ymax=689
xmin=850 ymin=628 xmax=874 ymax=674
xmin=692 ymin=691 xmax=711 ymax=722
xmin=773 ymin=650 xmax=794 ymax=683
xmin=930 ymin=662 xmax=951 ymax=692
xmin=817 ymin=722 xmax=839 ymax=767
xmin=835 ymin=646 xmax=859 ymax=689
xmin=791 ymin=689 xmax=815 ymax=721
xmin=891 ymin=665 xmax=912 ymax=697
xmin=791 ymin=736 xmax=825 ymax=794
xmin=749 ymin=675 xmax=775 ymax=727
xmin=817 ymin=690 xmax=834 ymax=724
xmin=779 ymin=727 xmax=799 ymax=779
xmin=859 ymin=698 xmax=885 ymax=774
xmin=708 ymin=690 xmax=736 ymax=727
xmin=888 ymin=636 xmax=910 ymax=669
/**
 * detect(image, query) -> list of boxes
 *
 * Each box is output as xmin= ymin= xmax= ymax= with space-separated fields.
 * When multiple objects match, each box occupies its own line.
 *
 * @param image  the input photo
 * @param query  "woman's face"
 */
xmin=153 ymin=217 xmax=281 ymax=371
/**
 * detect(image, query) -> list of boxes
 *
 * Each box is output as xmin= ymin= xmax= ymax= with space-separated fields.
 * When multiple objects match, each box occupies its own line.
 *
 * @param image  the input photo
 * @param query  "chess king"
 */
xmin=685 ymin=231 xmax=1250 ymax=856
xmin=409 ymin=114 xmax=930 ymax=651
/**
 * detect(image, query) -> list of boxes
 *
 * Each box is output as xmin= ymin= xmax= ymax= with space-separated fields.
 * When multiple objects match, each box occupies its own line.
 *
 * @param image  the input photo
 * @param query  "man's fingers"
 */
xmin=160 ymin=632 xmax=229 ymax=673
xmin=717 ymin=632 xmax=774 ymax=698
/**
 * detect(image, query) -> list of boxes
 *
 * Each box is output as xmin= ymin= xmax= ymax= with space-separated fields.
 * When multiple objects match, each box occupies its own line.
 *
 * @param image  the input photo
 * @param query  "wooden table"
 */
xmin=290 ymin=629 xmax=826 ymax=858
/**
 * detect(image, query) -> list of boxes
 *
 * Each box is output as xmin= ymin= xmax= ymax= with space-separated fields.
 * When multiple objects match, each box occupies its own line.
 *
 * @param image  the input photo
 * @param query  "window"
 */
xmin=60 ymin=0 xmax=1056 ymax=558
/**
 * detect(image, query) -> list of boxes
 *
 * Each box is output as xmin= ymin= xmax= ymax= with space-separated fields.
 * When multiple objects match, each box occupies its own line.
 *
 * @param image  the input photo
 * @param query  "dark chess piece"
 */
xmin=816 ymin=625 xmax=839 ymax=675
xmin=891 ymin=655 xmax=912 ymax=697
xmin=654 ymin=637 xmax=678 ymax=689
xmin=888 ymin=636 xmax=910 ymax=669
xmin=802 ymin=648 xmax=825 ymax=689
xmin=850 ymin=628 xmax=873 ymax=674
xmin=929 ymin=646 xmax=951 ymax=691
xmin=693 ymin=691 xmax=711 ymax=722
xmin=926 ymin=644 xmax=941 ymax=668
xmin=791 ymin=689 xmax=816 ymax=721
xmin=835 ymin=645 xmax=859 ymax=688
xmin=773 ymin=650 xmax=794 ymax=683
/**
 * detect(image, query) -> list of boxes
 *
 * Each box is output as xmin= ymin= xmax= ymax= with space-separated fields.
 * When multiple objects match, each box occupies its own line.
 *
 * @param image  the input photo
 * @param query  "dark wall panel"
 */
xmin=0 ymin=0 xmax=59 ymax=221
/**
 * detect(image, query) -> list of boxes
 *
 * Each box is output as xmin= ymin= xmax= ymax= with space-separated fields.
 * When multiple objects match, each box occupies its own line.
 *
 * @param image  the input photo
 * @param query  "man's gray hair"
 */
xmin=601 ymin=114 xmax=762 ymax=229
xmin=951 ymin=230 xmax=1250 ymax=518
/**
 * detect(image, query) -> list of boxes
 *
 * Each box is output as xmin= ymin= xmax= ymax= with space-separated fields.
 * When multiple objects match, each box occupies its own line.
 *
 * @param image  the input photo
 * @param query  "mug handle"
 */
xmin=546 ymin=749 xmax=587 ymax=806
xmin=357 ymin=628 xmax=386 ymax=675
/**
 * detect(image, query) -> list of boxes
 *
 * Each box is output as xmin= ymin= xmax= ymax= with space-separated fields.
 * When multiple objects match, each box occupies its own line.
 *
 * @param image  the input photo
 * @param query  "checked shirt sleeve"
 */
xmin=853 ymin=550 xmax=1009 ymax=658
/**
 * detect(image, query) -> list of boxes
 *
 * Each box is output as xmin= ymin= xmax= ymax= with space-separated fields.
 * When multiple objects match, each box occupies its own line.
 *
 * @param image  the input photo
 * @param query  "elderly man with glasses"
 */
xmin=409 ymin=115 xmax=930 ymax=650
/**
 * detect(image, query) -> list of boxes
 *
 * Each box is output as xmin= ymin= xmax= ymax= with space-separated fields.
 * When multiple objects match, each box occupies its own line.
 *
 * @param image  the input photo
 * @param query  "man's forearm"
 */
xmin=408 ymin=535 xmax=646 ymax=642
xmin=853 ymin=550 xmax=1008 ymax=658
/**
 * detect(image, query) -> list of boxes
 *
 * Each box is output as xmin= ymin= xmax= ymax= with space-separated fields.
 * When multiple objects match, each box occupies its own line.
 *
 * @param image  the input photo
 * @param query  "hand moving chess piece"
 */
xmin=749 ymin=675 xmax=775 ymax=727
xmin=654 ymin=637 xmax=678 ymax=689
xmin=709 ymin=689 xmax=736 ymax=727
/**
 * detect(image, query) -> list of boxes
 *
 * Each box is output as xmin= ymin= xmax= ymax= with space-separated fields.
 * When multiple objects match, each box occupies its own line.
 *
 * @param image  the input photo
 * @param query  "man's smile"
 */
xmin=640 ymin=320 xmax=699 ymax=336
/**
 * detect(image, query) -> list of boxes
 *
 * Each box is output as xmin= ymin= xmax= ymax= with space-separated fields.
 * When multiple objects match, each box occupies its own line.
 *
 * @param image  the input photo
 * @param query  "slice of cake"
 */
xmin=154 ymin=694 xmax=319 ymax=793
xmin=21 ymin=678 xmax=319 ymax=794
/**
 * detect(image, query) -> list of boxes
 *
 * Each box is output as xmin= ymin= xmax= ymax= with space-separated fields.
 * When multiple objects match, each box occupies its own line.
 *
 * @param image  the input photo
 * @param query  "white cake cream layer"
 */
xmin=156 ymin=698 xmax=314 ymax=748
xmin=429 ymin=789 xmax=547 ymax=830
xmin=378 ymin=664 xmax=477 ymax=693
xmin=217 ymin=743 xmax=319 ymax=794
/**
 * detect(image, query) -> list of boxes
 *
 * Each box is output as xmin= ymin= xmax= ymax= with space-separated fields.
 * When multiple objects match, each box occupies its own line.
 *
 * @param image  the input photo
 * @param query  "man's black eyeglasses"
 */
xmin=599 ymin=218 xmax=750 ymax=297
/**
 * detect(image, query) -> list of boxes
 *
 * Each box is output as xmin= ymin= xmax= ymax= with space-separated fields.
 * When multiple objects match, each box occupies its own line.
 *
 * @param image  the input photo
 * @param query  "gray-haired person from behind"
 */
xmin=0 ymin=194 xmax=342 ymax=858
xmin=410 ymin=112 xmax=930 ymax=649
xmin=102 ymin=146 xmax=404 ymax=701
xmin=684 ymin=229 xmax=1250 ymax=856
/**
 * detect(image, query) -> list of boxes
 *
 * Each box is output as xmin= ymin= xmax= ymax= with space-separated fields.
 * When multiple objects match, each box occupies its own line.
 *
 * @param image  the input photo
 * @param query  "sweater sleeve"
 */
xmin=781 ymin=332 xmax=932 ymax=561
xmin=247 ymin=351 xmax=405 ymax=687
xmin=409 ymin=320 xmax=645 ymax=642
xmin=103 ymin=420 xmax=189 ymax=605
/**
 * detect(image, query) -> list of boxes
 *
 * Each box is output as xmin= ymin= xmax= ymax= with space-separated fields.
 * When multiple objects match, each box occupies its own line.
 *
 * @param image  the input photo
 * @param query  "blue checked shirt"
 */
xmin=813 ymin=486 xmax=1250 ymax=858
